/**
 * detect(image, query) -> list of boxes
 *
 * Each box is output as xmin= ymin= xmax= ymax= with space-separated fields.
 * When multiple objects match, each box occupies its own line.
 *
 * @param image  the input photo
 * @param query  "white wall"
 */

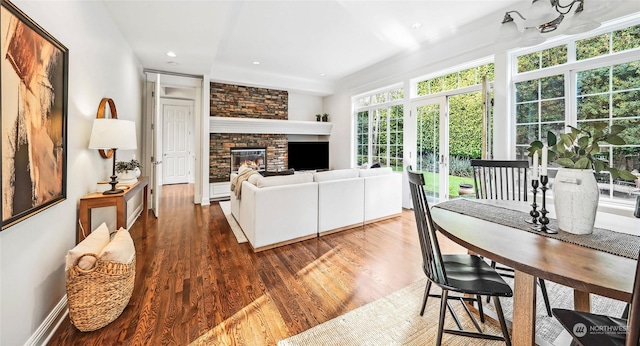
xmin=288 ymin=91 xmax=323 ymax=122
xmin=0 ymin=1 xmax=143 ymax=345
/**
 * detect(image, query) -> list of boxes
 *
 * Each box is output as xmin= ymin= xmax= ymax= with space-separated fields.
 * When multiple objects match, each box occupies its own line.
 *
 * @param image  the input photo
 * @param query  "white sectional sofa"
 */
xmin=315 ymin=169 xmax=364 ymax=235
xmin=230 ymin=167 xmax=401 ymax=252
xmin=359 ymin=167 xmax=403 ymax=223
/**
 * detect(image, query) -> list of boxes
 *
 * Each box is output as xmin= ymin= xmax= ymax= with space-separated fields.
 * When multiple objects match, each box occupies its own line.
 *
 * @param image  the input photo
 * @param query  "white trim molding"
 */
xmin=24 ymin=295 xmax=68 ymax=346
xmin=210 ymin=117 xmax=332 ymax=135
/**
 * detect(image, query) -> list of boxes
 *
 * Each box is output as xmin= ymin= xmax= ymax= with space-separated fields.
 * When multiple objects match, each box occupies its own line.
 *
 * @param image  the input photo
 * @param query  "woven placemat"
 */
xmin=433 ymin=199 xmax=640 ymax=260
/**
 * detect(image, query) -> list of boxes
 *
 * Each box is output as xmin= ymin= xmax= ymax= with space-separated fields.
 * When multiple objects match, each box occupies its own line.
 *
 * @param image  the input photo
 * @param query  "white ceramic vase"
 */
xmin=552 ymin=168 xmax=599 ymax=235
xmin=118 ymin=170 xmax=138 ymax=183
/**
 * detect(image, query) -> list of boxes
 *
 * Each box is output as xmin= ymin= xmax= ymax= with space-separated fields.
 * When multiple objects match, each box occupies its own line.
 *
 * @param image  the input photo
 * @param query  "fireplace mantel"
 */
xmin=209 ymin=116 xmax=332 ymax=135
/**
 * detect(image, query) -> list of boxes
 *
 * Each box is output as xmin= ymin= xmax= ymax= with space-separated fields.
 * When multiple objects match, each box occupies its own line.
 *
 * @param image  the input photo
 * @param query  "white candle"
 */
xmin=541 ymin=145 xmax=548 ymax=176
xmin=532 ymin=151 xmax=539 ymax=180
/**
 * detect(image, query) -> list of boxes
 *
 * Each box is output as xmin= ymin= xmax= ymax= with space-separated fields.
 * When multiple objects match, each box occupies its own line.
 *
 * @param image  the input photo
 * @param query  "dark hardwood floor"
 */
xmin=49 ymin=184 xmax=466 ymax=345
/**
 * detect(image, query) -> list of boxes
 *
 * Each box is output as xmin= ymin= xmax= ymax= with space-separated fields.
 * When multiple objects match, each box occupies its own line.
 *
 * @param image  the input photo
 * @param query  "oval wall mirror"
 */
xmin=95 ymin=97 xmax=118 ymax=158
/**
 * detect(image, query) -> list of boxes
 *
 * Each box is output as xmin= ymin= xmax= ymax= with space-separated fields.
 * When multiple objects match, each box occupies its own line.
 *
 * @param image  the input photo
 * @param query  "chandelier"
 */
xmin=499 ymin=0 xmax=619 ymax=47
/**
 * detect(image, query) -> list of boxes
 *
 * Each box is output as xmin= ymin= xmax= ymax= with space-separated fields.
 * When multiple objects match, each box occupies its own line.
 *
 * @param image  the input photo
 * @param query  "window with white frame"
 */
xmin=513 ymin=23 xmax=640 ymax=203
xmin=354 ymin=87 xmax=404 ymax=169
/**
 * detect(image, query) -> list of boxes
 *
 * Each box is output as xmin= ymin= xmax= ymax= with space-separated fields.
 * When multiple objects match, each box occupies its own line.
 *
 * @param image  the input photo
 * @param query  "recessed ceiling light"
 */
xmin=166 ymin=51 xmax=177 ymax=57
xmin=411 ymin=23 xmax=422 ymax=29
xmin=253 ymin=61 xmax=260 ymax=65
xmin=320 ymin=73 xmax=326 ymax=77
xmin=167 ymin=61 xmax=179 ymax=66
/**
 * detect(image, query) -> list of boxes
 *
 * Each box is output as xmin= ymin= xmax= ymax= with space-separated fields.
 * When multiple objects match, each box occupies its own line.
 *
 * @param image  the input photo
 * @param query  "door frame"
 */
xmin=143 ymin=72 xmax=207 ymax=217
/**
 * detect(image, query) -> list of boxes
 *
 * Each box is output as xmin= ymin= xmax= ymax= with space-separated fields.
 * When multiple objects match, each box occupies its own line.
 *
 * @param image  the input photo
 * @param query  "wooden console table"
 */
xmin=77 ymin=176 xmax=148 ymax=244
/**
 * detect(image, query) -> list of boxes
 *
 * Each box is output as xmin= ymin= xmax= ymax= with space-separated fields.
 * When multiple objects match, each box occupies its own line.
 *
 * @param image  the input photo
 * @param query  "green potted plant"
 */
xmin=322 ymin=113 xmax=329 ymax=122
xmin=527 ymin=123 xmax=636 ymax=234
xmin=316 ymin=114 xmax=322 ymax=122
xmin=528 ymin=124 xmax=636 ymax=180
xmin=115 ymin=159 xmax=142 ymax=183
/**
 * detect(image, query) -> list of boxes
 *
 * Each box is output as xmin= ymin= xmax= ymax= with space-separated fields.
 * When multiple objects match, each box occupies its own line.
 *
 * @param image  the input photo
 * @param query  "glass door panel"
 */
xmin=415 ymin=100 xmax=446 ymax=202
xmin=448 ymin=91 xmax=484 ymax=199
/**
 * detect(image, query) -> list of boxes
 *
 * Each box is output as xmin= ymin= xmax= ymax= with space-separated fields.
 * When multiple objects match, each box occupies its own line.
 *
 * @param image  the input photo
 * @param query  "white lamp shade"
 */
xmin=528 ymin=0 xmax=556 ymax=23
xmin=88 ymin=118 xmax=137 ymax=150
xmin=564 ymin=11 xmax=602 ymax=35
xmin=520 ymin=27 xmax=546 ymax=47
xmin=498 ymin=20 xmax=521 ymax=41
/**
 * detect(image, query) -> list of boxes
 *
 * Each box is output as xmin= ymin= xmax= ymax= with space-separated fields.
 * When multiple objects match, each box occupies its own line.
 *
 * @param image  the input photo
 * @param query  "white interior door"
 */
xmin=162 ymin=101 xmax=191 ymax=185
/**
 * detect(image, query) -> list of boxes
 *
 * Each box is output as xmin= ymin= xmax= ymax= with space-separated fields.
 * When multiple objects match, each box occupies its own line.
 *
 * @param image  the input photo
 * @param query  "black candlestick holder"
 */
xmin=538 ymin=175 xmax=557 ymax=234
xmin=526 ymin=179 xmax=540 ymax=226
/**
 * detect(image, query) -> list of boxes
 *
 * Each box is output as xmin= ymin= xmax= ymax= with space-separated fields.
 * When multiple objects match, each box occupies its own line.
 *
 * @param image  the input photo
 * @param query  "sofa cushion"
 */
xmin=358 ymin=167 xmax=393 ymax=177
xmin=256 ymin=173 xmax=313 ymax=188
xmin=99 ymin=227 xmax=135 ymax=264
xmin=313 ymin=169 xmax=359 ymax=182
xmin=65 ymin=222 xmax=111 ymax=271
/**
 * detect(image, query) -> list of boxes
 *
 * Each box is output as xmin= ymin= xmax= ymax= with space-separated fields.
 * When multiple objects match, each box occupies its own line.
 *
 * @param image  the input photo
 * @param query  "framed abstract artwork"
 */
xmin=1 ymin=0 xmax=68 ymax=230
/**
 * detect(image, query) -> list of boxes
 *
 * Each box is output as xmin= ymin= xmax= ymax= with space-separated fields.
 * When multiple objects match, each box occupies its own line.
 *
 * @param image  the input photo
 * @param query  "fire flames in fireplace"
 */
xmin=230 ymin=148 xmax=266 ymax=173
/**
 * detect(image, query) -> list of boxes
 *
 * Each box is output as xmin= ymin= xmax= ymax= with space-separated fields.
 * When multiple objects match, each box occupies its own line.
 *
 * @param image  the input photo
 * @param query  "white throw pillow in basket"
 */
xmin=66 ymin=226 xmax=136 ymax=332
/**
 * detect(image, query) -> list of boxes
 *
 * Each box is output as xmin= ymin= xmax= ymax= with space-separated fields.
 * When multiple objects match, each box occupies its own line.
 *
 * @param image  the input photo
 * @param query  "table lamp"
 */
xmin=88 ymin=118 xmax=137 ymax=194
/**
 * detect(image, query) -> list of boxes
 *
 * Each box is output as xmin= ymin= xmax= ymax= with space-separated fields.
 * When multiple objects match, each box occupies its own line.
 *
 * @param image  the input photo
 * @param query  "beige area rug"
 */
xmin=219 ymin=201 xmax=247 ymax=243
xmin=279 ymin=276 xmax=626 ymax=346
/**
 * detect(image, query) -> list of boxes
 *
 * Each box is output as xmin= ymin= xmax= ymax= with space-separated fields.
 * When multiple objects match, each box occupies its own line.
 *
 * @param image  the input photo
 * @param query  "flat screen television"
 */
xmin=288 ymin=141 xmax=329 ymax=171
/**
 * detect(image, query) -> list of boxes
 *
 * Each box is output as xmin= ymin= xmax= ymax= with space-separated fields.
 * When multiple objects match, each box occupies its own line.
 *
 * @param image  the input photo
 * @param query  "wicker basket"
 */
xmin=66 ymin=253 xmax=135 ymax=332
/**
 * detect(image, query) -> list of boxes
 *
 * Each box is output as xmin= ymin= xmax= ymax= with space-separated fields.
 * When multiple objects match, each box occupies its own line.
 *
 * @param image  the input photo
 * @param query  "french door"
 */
xmin=411 ymin=97 xmax=448 ymax=202
xmin=408 ymin=88 xmax=489 ymax=204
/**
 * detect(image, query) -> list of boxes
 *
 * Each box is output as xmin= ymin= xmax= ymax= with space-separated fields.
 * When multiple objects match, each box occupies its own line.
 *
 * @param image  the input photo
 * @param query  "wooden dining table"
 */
xmin=429 ymin=199 xmax=638 ymax=346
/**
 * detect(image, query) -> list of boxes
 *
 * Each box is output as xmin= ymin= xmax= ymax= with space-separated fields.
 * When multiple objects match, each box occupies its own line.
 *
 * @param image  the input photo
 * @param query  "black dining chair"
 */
xmin=408 ymin=166 xmax=512 ymax=346
xmin=470 ymin=159 xmax=553 ymax=317
xmin=553 ymin=253 xmax=640 ymax=345
xmin=471 ymin=159 xmax=529 ymax=201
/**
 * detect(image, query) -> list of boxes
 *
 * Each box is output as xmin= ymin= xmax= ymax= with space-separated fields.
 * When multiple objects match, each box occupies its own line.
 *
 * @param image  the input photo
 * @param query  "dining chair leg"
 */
xmin=486 ymin=265 xmax=495 ymax=303
xmin=420 ymin=281 xmax=432 ymax=316
xmin=492 ymin=296 xmax=512 ymax=346
xmin=437 ymin=290 xmax=449 ymax=346
xmin=476 ymin=295 xmax=485 ymax=323
xmin=538 ymin=279 xmax=552 ymax=317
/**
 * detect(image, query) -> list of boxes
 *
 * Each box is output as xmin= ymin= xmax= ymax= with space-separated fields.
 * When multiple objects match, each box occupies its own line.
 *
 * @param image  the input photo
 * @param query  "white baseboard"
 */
xmin=24 ymin=295 xmax=68 ymax=346
xmin=127 ymin=204 xmax=143 ymax=229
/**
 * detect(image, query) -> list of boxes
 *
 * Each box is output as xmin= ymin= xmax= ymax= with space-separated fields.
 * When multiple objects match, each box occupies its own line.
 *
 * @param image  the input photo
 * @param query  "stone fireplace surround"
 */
xmin=209 ymin=82 xmax=289 ymax=184
xmin=208 ymin=82 xmax=332 ymax=200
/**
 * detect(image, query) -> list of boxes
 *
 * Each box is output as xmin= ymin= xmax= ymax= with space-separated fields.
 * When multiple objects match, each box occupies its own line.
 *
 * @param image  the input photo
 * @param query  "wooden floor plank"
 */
xmin=49 ymin=184 xmax=464 ymax=345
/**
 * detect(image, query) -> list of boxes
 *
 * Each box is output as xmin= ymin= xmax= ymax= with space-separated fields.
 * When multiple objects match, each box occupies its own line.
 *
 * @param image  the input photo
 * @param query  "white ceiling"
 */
xmin=102 ymin=0 xmax=521 ymax=92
